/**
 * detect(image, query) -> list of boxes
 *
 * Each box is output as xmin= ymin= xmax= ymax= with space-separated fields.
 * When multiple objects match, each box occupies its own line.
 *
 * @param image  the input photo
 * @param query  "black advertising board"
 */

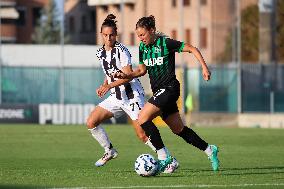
xmin=0 ymin=104 xmax=39 ymax=123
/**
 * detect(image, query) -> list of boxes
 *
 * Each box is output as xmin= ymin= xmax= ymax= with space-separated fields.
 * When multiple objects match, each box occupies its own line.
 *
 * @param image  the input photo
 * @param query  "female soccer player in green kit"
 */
xmin=114 ymin=15 xmax=220 ymax=171
xmin=86 ymin=14 xmax=177 ymax=174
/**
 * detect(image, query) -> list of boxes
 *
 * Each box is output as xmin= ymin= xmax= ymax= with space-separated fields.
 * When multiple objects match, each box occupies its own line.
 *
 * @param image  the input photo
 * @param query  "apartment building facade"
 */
xmin=65 ymin=0 xmax=97 ymax=44
xmin=88 ymin=0 xmax=257 ymax=65
xmin=0 ymin=0 xmax=49 ymax=43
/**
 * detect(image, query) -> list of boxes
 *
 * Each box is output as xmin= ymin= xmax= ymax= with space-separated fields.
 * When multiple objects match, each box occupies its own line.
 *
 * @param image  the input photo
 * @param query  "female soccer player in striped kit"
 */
xmin=86 ymin=14 xmax=176 ymax=173
xmin=114 ymin=15 xmax=220 ymax=171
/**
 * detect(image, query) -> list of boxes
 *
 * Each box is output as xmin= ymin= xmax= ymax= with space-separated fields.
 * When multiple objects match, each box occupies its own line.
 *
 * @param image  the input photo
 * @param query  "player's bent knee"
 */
xmin=86 ymin=121 xmax=94 ymax=129
xmin=86 ymin=118 xmax=98 ymax=129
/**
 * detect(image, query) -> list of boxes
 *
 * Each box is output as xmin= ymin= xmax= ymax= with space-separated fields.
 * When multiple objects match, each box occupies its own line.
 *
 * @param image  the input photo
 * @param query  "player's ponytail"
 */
xmin=101 ymin=14 xmax=117 ymax=34
xmin=136 ymin=15 xmax=156 ymax=30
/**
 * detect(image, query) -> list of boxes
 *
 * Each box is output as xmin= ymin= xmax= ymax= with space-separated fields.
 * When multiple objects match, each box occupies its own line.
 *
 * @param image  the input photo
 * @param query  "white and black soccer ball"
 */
xmin=134 ymin=154 xmax=158 ymax=177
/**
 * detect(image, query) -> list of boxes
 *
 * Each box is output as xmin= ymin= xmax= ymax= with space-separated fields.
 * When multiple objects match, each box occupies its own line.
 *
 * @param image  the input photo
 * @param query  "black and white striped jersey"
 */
xmin=96 ymin=42 xmax=144 ymax=100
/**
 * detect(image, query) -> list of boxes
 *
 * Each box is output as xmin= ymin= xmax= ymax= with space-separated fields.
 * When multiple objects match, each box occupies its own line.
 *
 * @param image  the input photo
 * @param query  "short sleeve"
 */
xmin=139 ymin=43 xmax=144 ymax=64
xmin=119 ymin=48 xmax=132 ymax=67
xmin=166 ymin=38 xmax=185 ymax=53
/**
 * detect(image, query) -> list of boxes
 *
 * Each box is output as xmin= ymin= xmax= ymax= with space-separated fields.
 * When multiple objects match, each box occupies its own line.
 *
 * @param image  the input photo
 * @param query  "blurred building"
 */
xmin=0 ymin=0 xmax=18 ymax=43
xmin=0 ymin=0 xmax=49 ymax=43
xmin=1 ymin=0 xmax=259 ymax=63
xmin=64 ymin=0 xmax=96 ymax=44
xmin=87 ymin=0 xmax=257 ymax=64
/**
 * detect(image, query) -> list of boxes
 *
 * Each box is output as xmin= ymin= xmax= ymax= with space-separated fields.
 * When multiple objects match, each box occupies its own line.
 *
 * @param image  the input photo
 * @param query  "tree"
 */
xmin=217 ymin=5 xmax=259 ymax=63
xmin=276 ymin=0 xmax=284 ymax=62
xmin=32 ymin=0 xmax=61 ymax=44
xmin=218 ymin=1 xmax=284 ymax=63
xmin=240 ymin=5 xmax=259 ymax=62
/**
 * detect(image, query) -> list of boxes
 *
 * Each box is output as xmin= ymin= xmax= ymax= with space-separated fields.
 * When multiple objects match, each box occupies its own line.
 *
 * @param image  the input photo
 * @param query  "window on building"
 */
xmin=32 ymin=7 xmax=42 ymax=26
xmin=172 ymin=0 xmax=176 ymax=7
xmin=117 ymin=33 xmax=122 ymax=42
xmin=130 ymin=32 xmax=135 ymax=45
xmin=185 ymin=29 xmax=191 ymax=44
xmin=81 ymin=15 xmax=87 ymax=32
xmin=126 ymin=3 xmax=135 ymax=11
xmin=69 ymin=16 xmax=75 ymax=33
xmin=173 ymin=0 xmax=190 ymax=7
xmin=201 ymin=0 xmax=207 ymax=6
xmin=1 ymin=19 xmax=16 ymax=24
xmin=101 ymin=5 xmax=108 ymax=12
xmin=200 ymin=28 xmax=207 ymax=48
xmin=16 ymin=7 xmax=26 ymax=26
xmin=90 ymin=10 xmax=96 ymax=32
xmin=114 ymin=4 xmax=120 ymax=11
xmin=184 ymin=0 xmax=190 ymax=6
xmin=171 ymin=30 xmax=177 ymax=39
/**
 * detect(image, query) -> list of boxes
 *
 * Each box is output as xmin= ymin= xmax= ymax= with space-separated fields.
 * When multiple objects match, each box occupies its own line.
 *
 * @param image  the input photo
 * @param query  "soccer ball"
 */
xmin=134 ymin=154 xmax=158 ymax=177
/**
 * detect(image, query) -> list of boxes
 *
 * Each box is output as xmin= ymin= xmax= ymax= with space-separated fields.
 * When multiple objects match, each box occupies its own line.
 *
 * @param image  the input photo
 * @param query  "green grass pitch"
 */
xmin=0 ymin=124 xmax=283 ymax=189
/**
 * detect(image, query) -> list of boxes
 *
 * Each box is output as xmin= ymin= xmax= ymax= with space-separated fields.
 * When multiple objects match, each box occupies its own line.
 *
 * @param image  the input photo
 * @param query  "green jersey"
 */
xmin=139 ymin=36 xmax=184 ymax=92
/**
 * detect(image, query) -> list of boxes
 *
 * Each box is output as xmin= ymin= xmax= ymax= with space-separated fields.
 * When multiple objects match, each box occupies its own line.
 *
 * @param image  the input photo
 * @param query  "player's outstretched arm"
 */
xmin=97 ymin=65 xmax=134 ymax=97
xmin=183 ymin=44 xmax=211 ymax=81
xmin=113 ymin=64 xmax=147 ymax=80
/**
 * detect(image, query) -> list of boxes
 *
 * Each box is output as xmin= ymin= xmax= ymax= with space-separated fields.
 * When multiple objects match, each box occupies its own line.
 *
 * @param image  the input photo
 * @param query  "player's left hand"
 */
xmin=97 ymin=84 xmax=111 ymax=98
xmin=202 ymin=66 xmax=211 ymax=81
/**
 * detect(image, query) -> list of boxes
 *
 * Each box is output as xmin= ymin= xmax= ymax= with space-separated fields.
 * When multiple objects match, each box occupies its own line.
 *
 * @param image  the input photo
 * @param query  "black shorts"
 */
xmin=148 ymin=79 xmax=180 ymax=119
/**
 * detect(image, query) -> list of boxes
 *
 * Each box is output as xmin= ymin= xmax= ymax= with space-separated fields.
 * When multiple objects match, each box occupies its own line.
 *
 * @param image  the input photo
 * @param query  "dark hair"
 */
xmin=136 ymin=15 xmax=156 ymax=30
xmin=101 ymin=14 xmax=117 ymax=34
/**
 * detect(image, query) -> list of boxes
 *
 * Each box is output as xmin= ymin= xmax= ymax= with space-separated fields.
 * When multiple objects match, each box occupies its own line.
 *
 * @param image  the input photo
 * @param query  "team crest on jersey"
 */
xmin=154 ymin=47 xmax=161 ymax=53
xmin=143 ymin=57 xmax=164 ymax=66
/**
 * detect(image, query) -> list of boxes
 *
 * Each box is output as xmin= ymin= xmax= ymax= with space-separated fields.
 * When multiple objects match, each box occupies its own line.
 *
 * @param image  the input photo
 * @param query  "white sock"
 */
xmin=157 ymin=147 xmax=168 ymax=160
xmin=165 ymin=147 xmax=171 ymax=156
xmin=145 ymin=138 xmax=156 ymax=152
xmin=89 ymin=126 xmax=111 ymax=152
xmin=204 ymin=145 xmax=212 ymax=156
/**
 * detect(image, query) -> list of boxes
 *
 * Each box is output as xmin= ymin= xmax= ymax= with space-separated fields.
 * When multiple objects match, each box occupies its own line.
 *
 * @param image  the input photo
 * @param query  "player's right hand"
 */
xmin=202 ymin=66 xmax=211 ymax=81
xmin=97 ymin=84 xmax=111 ymax=98
xmin=96 ymin=86 xmax=102 ymax=98
xmin=96 ymin=85 xmax=104 ymax=98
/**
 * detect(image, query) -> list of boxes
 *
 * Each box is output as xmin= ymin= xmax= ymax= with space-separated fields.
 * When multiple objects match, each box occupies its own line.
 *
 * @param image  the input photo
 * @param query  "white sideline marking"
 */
xmin=52 ymin=183 xmax=284 ymax=189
